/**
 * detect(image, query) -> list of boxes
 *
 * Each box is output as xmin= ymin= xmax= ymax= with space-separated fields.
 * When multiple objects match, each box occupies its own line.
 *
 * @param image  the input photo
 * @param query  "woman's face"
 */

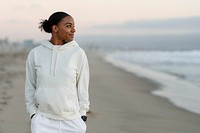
xmin=55 ymin=16 xmax=76 ymax=42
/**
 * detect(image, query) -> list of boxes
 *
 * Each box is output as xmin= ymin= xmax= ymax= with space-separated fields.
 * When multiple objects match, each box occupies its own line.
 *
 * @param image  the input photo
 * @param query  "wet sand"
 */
xmin=86 ymin=51 xmax=200 ymax=133
xmin=0 ymin=50 xmax=200 ymax=133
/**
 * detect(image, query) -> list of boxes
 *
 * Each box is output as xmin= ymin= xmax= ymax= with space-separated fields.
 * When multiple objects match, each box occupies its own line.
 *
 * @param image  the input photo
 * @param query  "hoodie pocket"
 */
xmin=35 ymin=87 xmax=76 ymax=115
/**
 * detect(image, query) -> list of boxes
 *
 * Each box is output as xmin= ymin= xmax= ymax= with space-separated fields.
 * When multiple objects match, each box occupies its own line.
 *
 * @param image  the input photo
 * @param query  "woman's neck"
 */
xmin=50 ymin=37 xmax=66 ymax=45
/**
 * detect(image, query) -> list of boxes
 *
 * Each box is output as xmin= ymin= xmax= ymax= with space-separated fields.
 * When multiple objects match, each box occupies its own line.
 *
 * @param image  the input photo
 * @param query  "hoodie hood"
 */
xmin=41 ymin=40 xmax=79 ymax=76
xmin=42 ymin=40 xmax=78 ymax=50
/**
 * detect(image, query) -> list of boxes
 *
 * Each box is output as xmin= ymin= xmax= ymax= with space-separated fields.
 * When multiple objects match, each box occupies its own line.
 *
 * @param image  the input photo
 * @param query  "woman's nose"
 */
xmin=72 ymin=27 xmax=76 ymax=33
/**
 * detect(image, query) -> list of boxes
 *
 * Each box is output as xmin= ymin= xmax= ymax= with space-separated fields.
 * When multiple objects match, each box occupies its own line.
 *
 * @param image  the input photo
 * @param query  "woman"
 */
xmin=25 ymin=11 xmax=90 ymax=133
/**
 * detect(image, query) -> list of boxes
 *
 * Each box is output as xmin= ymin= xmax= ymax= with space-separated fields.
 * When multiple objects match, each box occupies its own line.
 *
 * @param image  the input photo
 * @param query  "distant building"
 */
xmin=23 ymin=39 xmax=39 ymax=50
xmin=0 ymin=38 xmax=9 ymax=49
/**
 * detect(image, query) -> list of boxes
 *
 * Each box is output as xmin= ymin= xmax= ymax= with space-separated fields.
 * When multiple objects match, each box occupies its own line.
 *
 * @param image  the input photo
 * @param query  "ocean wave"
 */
xmin=105 ymin=50 xmax=200 ymax=115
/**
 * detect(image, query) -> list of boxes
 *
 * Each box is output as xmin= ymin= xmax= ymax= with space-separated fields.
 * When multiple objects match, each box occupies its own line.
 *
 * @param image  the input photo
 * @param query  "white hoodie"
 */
xmin=25 ymin=40 xmax=90 ymax=120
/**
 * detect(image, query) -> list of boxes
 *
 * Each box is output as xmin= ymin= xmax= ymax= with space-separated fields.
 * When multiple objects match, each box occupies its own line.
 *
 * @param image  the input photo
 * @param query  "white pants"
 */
xmin=31 ymin=113 xmax=86 ymax=133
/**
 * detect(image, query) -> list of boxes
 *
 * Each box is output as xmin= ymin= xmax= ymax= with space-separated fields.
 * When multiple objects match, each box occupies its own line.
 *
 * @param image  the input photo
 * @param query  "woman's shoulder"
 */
xmin=27 ymin=44 xmax=44 ymax=57
xmin=72 ymin=41 xmax=87 ymax=54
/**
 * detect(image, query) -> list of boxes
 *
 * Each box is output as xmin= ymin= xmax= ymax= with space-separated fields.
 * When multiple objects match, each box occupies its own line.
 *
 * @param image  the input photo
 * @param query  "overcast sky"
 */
xmin=1 ymin=0 xmax=200 ymax=41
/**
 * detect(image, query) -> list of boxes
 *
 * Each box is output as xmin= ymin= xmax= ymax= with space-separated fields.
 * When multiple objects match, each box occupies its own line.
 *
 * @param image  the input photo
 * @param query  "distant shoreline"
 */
xmin=104 ymin=51 xmax=200 ymax=116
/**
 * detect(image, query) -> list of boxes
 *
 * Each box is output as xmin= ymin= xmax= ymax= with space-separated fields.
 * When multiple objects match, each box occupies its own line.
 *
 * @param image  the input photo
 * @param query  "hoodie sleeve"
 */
xmin=25 ymin=51 xmax=37 ymax=118
xmin=77 ymin=51 xmax=90 ymax=116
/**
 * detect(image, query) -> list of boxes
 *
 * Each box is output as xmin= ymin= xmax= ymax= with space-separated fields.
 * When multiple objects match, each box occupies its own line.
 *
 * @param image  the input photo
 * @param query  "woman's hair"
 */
xmin=39 ymin=11 xmax=70 ymax=33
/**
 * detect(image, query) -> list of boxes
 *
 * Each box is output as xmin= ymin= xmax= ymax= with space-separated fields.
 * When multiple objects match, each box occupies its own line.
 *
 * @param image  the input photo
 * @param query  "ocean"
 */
xmin=106 ymin=50 xmax=200 ymax=115
xmin=80 ymin=34 xmax=200 ymax=115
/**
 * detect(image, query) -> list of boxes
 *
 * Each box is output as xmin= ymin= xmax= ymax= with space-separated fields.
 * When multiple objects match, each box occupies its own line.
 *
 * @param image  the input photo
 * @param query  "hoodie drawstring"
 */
xmin=50 ymin=46 xmax=60 ymax=76
xmin=42 ymin=40 xmax=78 ymax=76
xmin=54 ymin=51 xmax=59 ymax=76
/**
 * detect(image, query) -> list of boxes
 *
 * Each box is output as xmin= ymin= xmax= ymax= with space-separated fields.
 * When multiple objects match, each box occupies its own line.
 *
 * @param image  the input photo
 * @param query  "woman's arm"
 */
xmin=25 ymin=51 xmax=37 ymax=118
xmin=77 ymin=51 xmax=90 ymax=116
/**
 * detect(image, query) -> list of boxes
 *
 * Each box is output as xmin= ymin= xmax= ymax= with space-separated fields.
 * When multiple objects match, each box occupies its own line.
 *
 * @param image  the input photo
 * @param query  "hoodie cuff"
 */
xmin=80 ymin=109 xmax=86 ymax=116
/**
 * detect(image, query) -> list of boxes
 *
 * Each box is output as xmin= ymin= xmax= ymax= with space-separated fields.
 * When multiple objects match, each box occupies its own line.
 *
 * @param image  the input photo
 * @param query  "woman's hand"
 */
xmin=31 ymin=114 xmax=35 ymax=119
xmin=81 ymin=115 xmax=87 ymax=122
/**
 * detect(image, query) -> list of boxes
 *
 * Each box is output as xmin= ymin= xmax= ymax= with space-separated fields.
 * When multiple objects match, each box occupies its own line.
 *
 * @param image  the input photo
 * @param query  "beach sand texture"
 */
xmin=0 ymin=51 xmax=30 ymax=133
xmin=0 ymin=50 xmax=200 ymax=133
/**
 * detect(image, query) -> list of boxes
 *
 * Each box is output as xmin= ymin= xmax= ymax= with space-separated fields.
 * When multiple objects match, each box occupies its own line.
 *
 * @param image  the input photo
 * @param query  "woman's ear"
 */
xmin=52 ymin=25 xmax=58 ymax=33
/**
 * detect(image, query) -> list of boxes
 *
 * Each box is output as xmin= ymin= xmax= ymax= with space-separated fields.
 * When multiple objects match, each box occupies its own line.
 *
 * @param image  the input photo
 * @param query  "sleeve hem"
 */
xmin=80 ymin=110 xmax=86 ymax=116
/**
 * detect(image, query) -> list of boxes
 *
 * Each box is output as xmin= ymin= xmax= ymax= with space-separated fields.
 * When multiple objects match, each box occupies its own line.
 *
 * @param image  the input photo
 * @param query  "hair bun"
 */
xmin=39 ymin=19 xmax=52 ymax=33
xmin=38 ymin=12 xmax=70 ymax=33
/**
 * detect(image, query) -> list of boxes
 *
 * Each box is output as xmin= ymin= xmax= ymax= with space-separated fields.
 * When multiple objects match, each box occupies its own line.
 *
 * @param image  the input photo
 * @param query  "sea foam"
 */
xmin=105 ymin=51 xmax=200 ymax=115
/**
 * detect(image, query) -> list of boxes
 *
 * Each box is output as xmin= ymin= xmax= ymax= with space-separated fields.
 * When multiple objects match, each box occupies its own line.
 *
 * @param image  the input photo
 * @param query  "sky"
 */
xmin=1 ymin=0 xmax=200 ymax=42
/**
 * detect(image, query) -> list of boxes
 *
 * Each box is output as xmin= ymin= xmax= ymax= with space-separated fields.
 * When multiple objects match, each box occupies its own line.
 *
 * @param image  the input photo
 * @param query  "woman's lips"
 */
xmin=69 ymin=34 xmax=74 ymax=38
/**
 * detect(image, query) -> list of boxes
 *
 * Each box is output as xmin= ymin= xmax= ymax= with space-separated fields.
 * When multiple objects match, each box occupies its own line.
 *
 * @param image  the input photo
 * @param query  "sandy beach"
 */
xmin=0 ymin=51 xmax=30 ymax=133
xmin=0 ymin=50 xmax=200 ymax=133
